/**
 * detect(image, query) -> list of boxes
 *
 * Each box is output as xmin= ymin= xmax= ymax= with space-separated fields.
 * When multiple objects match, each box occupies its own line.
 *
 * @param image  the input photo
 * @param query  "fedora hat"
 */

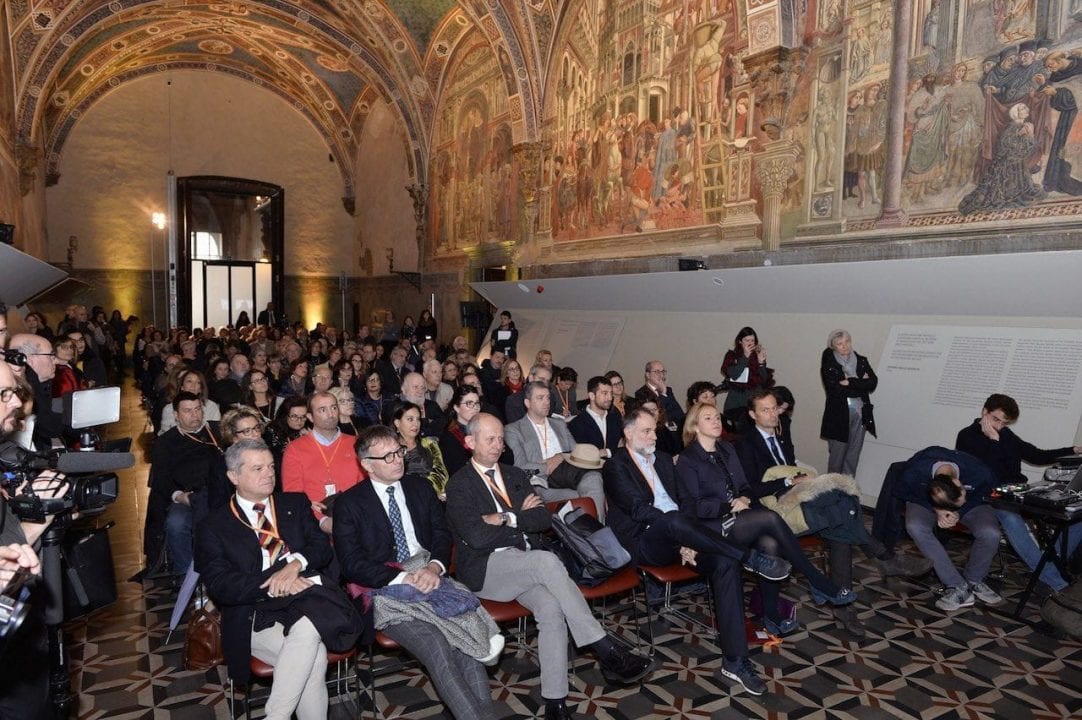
xmin=564 ymin=443 xmax=604 ymax=470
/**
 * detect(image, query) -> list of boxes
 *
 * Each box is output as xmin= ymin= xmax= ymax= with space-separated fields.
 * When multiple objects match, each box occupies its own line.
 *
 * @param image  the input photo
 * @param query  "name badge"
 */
xmin=324 ymin=483 xmax=336 ymax=498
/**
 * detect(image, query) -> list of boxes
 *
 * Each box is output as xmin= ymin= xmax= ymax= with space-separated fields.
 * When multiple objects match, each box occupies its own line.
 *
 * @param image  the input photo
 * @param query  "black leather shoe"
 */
xmin=545 ymin=699 xmax=576 ymax=720
xmin=833 ymin=604 xmax=866 ymax=640
xmin=599 ymin=647 xmax=655 ymax=685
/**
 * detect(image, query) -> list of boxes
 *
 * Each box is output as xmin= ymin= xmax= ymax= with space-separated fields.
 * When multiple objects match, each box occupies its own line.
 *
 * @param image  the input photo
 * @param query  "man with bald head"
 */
xmin=445 ymin=413 xmax=654 ymax=719
xmin=9 ymin=333 xmax=66 ymax=450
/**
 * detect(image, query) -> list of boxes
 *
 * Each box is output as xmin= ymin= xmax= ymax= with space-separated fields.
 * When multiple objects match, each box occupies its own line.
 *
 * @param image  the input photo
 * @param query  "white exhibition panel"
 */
xmin=204 ymin=264 xmax=230 ymax=329
xmin=190 ymin=260 xmax=205 ymax=327
xmin=230 ymin=265 xmax=254 ymax=324
xmin=471 ymin=251 xmax=1082 ymax=505
xmin=255 ymin=262 xmax=272 ymax=315
xmin=859 ymin=325 xmax=1082 ymax=500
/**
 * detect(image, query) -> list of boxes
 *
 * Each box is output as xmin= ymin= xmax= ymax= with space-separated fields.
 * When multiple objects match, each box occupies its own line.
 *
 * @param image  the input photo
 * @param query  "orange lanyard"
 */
xmin=534 ymin=420 xmax=549 ymax=454
xmin=478 ymin=465 xmax=512 ymax=508
xmin=181 ymin=427 xmax=221 ymax=452
xmin=557 ymin=388 xmax=570 ymax=415
xmin=230 ymin=496 xmax=283 ymax=543
xmin=314 ymin=434 xmax=343 ymax=470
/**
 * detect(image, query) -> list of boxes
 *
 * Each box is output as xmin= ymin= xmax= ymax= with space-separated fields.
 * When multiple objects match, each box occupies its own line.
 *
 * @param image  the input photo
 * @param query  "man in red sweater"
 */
xmin=282 ymin=391 xmax=363 ymax=533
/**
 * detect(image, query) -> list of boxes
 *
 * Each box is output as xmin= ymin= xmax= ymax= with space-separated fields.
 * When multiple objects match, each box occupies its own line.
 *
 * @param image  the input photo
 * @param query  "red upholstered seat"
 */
xmin=639 ymin=562 xmax=700 ymax=584
xmin=579 ymin=565 xmax=640 ymax=600
xmin=480 ymin=598 xmax=531 ymax=623
xmin=373 ymin=631 xmax=400 ymax=650
xmin=249 ymin=648 xmax=357 ymax=678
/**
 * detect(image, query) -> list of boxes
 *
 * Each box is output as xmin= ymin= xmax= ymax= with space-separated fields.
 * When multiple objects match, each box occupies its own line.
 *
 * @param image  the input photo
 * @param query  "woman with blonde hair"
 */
xmin=160 ymin=369 xmax=221 ymax=434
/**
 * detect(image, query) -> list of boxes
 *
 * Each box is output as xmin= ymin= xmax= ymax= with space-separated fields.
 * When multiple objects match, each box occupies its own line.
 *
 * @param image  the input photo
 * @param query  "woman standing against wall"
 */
xmin=720 ymin=326 xmax=774 ymax=434
xmin=819 ymin=329 xmax=878 ymax=476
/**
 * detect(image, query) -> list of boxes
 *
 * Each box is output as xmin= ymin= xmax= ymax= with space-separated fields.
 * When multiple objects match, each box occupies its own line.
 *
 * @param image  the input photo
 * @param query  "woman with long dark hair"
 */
xmin=720 ymin=326 xmax=774 ymax=433
xmin=437 ymin=385 xmax=484 ymax=475
xmin=392 ymin=401 xmax=450 ymax=498
xmin=354 ymin=368 xmax=389 ymax=427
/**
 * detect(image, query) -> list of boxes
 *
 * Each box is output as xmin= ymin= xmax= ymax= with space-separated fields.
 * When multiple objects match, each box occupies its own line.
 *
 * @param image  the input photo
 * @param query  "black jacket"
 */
xmin=601 ymin=447 xmax=680 ymax=564
xmin=955 ymin=420 xmax=1073 ymax=484
xmin=568 ymin=408 xmax=623 ymax=455
xmin=735 ymin=428 xmax=796 ymax=499
xmin=819 ymin=348 xmax=878 ymax=442
xmin=444 ymin=463 xmax=550 ymax=591
xmin=674 ymin=439 xmax=752 ymax=532
xmin=194 ymin=492 xmax=338 ymax=683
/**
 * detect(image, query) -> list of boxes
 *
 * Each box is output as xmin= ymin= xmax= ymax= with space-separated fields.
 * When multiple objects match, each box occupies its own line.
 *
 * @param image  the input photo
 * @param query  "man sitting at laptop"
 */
xmin=956 ymin=393 xmax=1082 ymax=598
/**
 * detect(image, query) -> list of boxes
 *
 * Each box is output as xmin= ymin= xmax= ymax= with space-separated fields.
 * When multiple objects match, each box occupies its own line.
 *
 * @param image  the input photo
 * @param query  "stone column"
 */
xmin=719 ymin=141 xmax=761 ymax=241
xmin=511 ymin=141 xmax=542 ymax=263
xmin=876 ymin=0 xmax=913 ymax=229
xmin=755 ymin=139 xmax=799 ymax=251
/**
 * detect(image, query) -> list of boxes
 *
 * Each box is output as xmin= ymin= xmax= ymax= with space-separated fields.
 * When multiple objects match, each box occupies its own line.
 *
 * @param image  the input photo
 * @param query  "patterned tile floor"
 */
xmin=64 ymin=381 xmax=1082 ymax=719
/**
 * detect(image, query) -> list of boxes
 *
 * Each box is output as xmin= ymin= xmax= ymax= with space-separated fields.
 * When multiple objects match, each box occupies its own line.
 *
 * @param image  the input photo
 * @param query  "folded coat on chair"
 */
xmin=758 ymin=466 xmax=862 ymax=538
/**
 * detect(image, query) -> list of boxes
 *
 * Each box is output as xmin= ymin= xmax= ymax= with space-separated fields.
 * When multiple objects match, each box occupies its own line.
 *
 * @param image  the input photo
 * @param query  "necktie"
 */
xmin=767 ymin=436 xmax=786 ymax=465
xmin=484 ymin=469 xmax=511 ymax=507
xmin=252 ymin=502 xmax=285 ymax=564
xmin=386 ymin=486 xmax=411 ymax=563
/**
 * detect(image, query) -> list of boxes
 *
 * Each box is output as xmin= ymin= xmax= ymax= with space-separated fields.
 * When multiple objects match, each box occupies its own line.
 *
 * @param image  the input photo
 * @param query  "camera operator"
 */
xmin=0 ymin=353 xmax=67 ymax=719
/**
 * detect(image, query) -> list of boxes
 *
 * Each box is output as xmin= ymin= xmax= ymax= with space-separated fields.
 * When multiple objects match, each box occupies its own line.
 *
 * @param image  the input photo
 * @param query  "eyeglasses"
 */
xmin=364 ymin=446 xmax=407 ymax=463
xmin=0 ymin=387 xmax=18 ymax=403
xmin=648 ymin=369 xmax=666 ymax=376
xmin=234 ymin=425 xmax=262 ymax=436
xmin=27 ymin=352 xmax=56 ymax=358
xmin=287 ymin=413 xmax=307 ymax=421
xmin=460 ymin=400 xmax=480 ymax=408
xmin=251 ymin=376 xmax=268 ymax=383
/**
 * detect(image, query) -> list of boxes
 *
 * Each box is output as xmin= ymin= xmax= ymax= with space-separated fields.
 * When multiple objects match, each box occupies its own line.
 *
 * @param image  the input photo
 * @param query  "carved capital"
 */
xmin=755 ymin=155 xmax=796 ymax=197
xmin=406 ymin=183 xmax=428 ymax=262
xmin=511 ymin=142 xmax=542 ymax=204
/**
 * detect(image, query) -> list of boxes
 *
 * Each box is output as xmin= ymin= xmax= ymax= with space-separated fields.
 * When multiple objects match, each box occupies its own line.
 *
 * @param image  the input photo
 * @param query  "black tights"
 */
xmin=727 ymin=508 xmax=836 ymax=622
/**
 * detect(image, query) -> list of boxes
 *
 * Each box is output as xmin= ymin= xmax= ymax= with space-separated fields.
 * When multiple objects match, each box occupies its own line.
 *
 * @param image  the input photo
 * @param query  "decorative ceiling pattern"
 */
xmin=3 ymin=0 xmax=558 ymax=193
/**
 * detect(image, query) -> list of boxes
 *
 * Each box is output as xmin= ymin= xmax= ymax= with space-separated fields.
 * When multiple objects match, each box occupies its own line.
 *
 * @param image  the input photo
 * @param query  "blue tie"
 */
xmin=768 ymin=436 xmax=786 ymax=465
xmin=386 ymin=486 xmax=410 ymax=563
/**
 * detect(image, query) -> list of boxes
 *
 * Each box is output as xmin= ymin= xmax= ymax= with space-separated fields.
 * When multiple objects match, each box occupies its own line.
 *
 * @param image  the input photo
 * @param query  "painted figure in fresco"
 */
xmin=945 ymin=63 xmax=985 ymax=187
xmin=959 ymin=102 xmax=1043 ymax=214
xmin=922 ymin=0 xmax=940 ymax=51
xmin=845 ymin=84 xmax=886 ymax=209
xmin=873 ymin=15 xmax=893 ymax=67
xmin=814 ymin=95 xmax=838 ymax=189
xmin=622 ymin=151 xmax=655 ymax=233
xmin=904 ymin=74 xmax=951 ymax=201
xmin=978 ymin=43 xmax=1051 ymax=182
xmin=850 ymin=27 xmax=872 ymax=81
xmin=1039 ymin=49 xmax=1082 ymax=195
xmin=994 ymin=0 xmax=1035 ymax=43
xmin=843 ymin=91 xmax=863 ymax=199
xmin=693 ymin=20 xmax=729 ymax=121
xmin=653 ymin=116 xmax=679 ymax=200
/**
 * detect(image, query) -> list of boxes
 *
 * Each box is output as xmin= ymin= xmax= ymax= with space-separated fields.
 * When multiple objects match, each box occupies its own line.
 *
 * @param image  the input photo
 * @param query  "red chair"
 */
xmin=230 ymin=648 xmax=360 ymax=719
xmin=549 ymin=498 xmax=646 ymax=651
xmin=361 ymin=631 xmax=412 ymax=720
xmin=638 ymin=561 xmax=713 ymax=654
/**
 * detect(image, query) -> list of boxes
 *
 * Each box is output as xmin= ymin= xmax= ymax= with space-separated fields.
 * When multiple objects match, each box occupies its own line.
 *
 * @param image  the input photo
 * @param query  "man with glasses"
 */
xmin=956 ymin=393 xmax=1082 ymax=599
xmin=637 ymin=359 xmax=684 ymax=426
xmin=333 ymin=426 xmax=501 ymax=720
xmin=282 ymin=391 xmax=362 ymax=534
xmin=8 ymin=333 xmax=66 ymax=450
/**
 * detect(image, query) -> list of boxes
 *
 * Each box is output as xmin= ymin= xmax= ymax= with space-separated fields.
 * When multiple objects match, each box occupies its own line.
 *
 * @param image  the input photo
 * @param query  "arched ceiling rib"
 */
xmin=5 ymin=1 xmax=551 ymax=188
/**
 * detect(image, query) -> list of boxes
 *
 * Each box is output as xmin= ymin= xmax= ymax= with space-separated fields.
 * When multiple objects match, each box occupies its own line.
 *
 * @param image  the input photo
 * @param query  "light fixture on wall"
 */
xmin=151 ymin=212 xmax=166 ymax=230
xmin=149 ymin=212 xmax=166 ymax=328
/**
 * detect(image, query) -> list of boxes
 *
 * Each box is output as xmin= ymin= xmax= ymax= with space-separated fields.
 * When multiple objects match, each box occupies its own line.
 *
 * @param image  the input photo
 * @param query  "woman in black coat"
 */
xmin=675 ymin=404 xmax=856 ymax=636
xmin=819 ymin=329 xmax=878 ymax=476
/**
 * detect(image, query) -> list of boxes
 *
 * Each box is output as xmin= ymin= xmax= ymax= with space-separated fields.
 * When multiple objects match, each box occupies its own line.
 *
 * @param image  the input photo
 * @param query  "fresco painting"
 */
xmin=426 ymin=1 xmax=1082 ymax=252
xmin=429 ymin=32 xmax=516 ymax=255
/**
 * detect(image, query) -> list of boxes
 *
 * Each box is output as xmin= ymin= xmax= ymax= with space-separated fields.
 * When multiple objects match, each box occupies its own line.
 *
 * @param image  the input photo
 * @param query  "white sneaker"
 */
xmin=479 ymin=634 xmax=505 ymax=666
xmin=935 ymin=585 xmax=975 ymax=611
xmin=969 ymin=581 xmax=1003 ymax=605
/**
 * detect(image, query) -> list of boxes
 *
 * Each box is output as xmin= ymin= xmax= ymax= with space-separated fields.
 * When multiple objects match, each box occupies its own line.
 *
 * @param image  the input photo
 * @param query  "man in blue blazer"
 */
xmin=333 ymin=426 xmax=499 ymax=720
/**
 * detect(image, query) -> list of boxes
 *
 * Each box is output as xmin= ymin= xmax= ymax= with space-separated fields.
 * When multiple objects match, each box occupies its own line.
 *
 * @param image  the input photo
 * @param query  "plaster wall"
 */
xmin=353 ymin=99 xmax=418 ymax=278
xmin=45 ymin=71 xmax=354 ymax=274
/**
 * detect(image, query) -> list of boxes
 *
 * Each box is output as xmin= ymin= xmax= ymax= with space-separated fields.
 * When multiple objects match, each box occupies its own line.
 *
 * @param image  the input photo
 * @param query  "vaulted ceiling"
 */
xmin=6 ymin=0 xmax=558 ymax=196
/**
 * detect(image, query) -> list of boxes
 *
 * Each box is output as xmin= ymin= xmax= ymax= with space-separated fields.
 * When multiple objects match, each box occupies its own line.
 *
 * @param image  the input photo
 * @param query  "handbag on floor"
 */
xmin=183 ymin=607 xmax=224 ymax=671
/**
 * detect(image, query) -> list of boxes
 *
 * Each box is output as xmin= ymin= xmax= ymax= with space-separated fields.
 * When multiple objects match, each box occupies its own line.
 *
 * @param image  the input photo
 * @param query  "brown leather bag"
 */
xmin=183 ymin=607 xmax=224 ymax=671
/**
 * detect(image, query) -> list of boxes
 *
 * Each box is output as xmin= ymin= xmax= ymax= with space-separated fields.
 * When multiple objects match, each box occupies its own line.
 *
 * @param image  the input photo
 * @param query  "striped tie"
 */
xmin=252 ymin=502 xmax=285 ymax=565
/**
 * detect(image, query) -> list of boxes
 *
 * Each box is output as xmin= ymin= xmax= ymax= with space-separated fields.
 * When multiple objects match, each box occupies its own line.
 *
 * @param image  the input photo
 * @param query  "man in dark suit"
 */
xmin=603 ymin=408 xmax=791 ymax=697
xmin=377 ymin=346 xmax=410 ymax=395
xmin=334 ymin=426 xmax=500 ymax=720
xmin=504 ymin=363 xmax=552 ymax=424
xmin=386 ymin=372 xmax=445 ymax=437
xmin=445 ymin=413 xmax=653 ymax=720
xmin=736 ymin=389 xmax=929 ymax=636
xmin=568 ymin=375 xmax=622 ymax=458
xmin=194 ymin=439 xmax=340 ymax=720
xmin=635 ymin=360 xmax=685 ymax=453
xmin=257 ymin=301 xmax=278 ymax=328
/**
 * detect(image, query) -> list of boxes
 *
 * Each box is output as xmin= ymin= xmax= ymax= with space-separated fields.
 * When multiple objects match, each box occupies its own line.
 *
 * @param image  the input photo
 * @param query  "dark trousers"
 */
xmin=636 ymin=512 xmax=747 ymax=658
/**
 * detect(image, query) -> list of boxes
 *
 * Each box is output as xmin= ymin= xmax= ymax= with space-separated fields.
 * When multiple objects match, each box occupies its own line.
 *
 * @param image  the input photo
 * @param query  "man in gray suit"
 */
xmin=504 ymin=382 xmax=607 ymax=521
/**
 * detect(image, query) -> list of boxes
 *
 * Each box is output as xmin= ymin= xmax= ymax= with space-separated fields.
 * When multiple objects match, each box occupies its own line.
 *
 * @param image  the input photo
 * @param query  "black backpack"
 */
xmin=546 ymin=507 xmax=631 ymax=587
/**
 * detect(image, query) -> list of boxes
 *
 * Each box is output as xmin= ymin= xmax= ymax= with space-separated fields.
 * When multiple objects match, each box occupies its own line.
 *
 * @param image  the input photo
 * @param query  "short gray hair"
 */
xmin=225 ymin=439 xmax=271 ymax=474
xmin=827 ymin=329 xmax=850 ymax=348
xmin=525 ymin=380 xmax=549 ymax=400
